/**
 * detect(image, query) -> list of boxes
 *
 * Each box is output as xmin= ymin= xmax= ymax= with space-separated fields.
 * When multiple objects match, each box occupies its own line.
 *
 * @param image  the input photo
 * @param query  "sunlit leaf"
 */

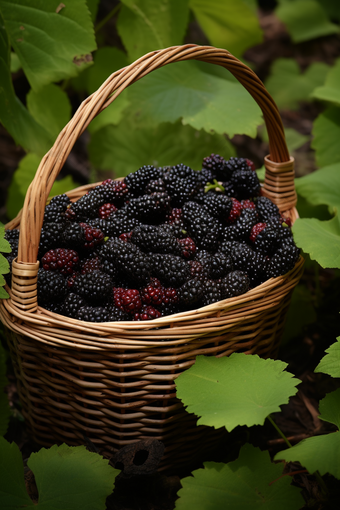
xmin=176 ymin=443 xmax=304 ymax=510
xmin=127 ymin=61 xmax=263 ymax=137
xmin=315 ymin=337 xmax=340 ymax=378
xmin=189 ymin=0 xmax=262 ymax=58
xmin=265 ymin=59 xmax=330 ymax=110
xmin=175 ymin=354 xmax=300 ymax=431
xmin=10 ymin=51 xmax=21 ymax=72
xmin=275 ymin=389 xmax=340 ymax=479
xmin=276 ymin=0 xmax=339 ymax=43
xmin=312 ymin=58 xmax=340 ymax=106
xmin=312 ymin=106 xmax=340 ymax=167
xmin=0 ymin=0 xmax=97 ymax=90
xmin=117 ymin=0 xmax=189 ymax=62
xmin=88 ymin=120 xmax=234 ymax=177
xmin=295 ymin=162 xmax=340 ymax=209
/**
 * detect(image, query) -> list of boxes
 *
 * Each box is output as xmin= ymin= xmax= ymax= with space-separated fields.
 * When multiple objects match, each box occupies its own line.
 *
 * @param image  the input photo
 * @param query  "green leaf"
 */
xmin=276 ymin=0 xmax=339 ymax=43
xmin=117 ymin=0 xmax=189 ymax=62
xmin=317 ymin=0 xmax=340 ymax=21
xmin=127 ymin=61 xmax=263 ymax=137
xmin=260 ymin=126 xmax=309 ymax=153
xmin=0 ymin=437 xmax=33 ymax=507
xmin=0 ymin=343 xmax=10 ymax=436
xmin=312 ymin=58 xmax=340 ymax=106
xmin=0 ymin=287 xmax=9 ymax=299
xmin=6 ymin=154 xmax=79 ymax=220
xmin=295 ymin=162 xmax=340 ymax=209
xmin=189 ymin=0 xmax=262 ymax=58
xmin=312 ymin=106 xmax=340 ymax=167
xmin=275 ymin=390 xmax=340 ymax=479
xmin=176 ymin=443 xmax=304 ymax=510
xmin=0 ymin=254 xmax=10 ymax=274
xmin=0 ymin=0 xmax=97 ymax=91
xmin=87 ymin=0 xmax=100 ymax=23
xmin=281 ymin=284 xmax=317 ymax=344
xmin=292 ymin=215 xmax=340 ymax=268
xmin=88 ymin=120 xmax=235 ymax=177
xmin=265 ymin=59 xmax=330 ymax=110
xmin=26 ymin=84 xmax=72 ymax=140
xmin=0 ymin=236 xmax=11 ymax=254
xmin=175 ymin=354 xmax=300 ymax=432
xmin=10 ymin=51 xmax=21 ymax=72
xmin=0 ymin=14 xmax=53 ymax=155
xmin=315 ymin=337 xmax=340 ymax=378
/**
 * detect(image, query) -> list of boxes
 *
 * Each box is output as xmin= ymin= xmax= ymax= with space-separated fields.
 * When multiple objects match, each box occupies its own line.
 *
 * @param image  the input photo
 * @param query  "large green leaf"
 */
xmin=281 ymin=284 xmax=317 ymax=344
xmin=312 ymin=58 xmax=340 ymax=106
xmin=88 ymin=120 xmax=234 ymax=177
xmin=0 ymin=14 xmax=53 ymax=155
xmin=0 ymin=0 xmax=97 ymax=91
xmin=317 ymin=0 xmax=340 ymax=21
xmin=276 ymin=0 xmax=339 ymax=43
xmin=27 ymin=84 xmax=72 ymax=140
xmin=117 ymin=0 xmax=189 ymax=62
xmin=292 ymin=216 xmax=340 ymax=268
xmin=275 ymin=389 xmax=340 ymax=479
xmin=189 ymin=0 xmax=262 ymax=58
xmin=295 ymin=162 xmax=340 ymax=210
xmin=176 ymin=443 xmax=304 ymax=510
xmin=175 ymin=354 xmax=300 ymax=431
xmin=6 ymin=154 xmax=79 ymax=220
xmin=0 ymin=343 xmax=10 ymax=436
xmin=312 ymin=106 xmax=340 ymax=167
xmin=265 ymin=59 xmax=330 ymax=110
xmin=127 ymin=61 xmax=263 ymax=137
xmin=0 ymin=438 xmax=119 ymax=509
xmin=315 ymin=337 xmax=340 ymax=378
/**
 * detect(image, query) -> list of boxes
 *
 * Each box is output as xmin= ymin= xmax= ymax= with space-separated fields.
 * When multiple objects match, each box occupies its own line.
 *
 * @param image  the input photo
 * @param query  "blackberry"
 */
xmin=162 ymin=221 xmax=187 ymax=240
xmin=42 ymin=301 xmax=65 ymax=314
xmin=100 ymin=238 xmax=151 ymax=285
xmin=223 ymin=157 xmax=251 ymax=180
xmin=221 ymin=271 xmax=250 ymax=298
xmin=133 ymin=305 xmax=162 ymax=321
xmin=98 ymin=203 xmax=117 ymax=219
xmin=107 ymin=305 xmax=130 ymax=321
xmin=104 ymin=210 xmax=140 ymax=238
xmin=163 ymin=165 xmax=202 ymax=207
xmin=231 ymin=168 xmax=261 ymax=199
xmin=37 ymin=269 xmax=68 ymax=304
xmin=5 ymin=229 xmax=20 ymax=243
xmin=194 ymin=250 xmax=212 ymax=276
xmin=145 ymin=178 xmax=166 ymax=194
xmin=177 ymin=237 xmax=196 ymax=259
xmin=188 ymin=259 xmax=206 ymax=279
xmin=79 ymin=223 xmax=104 ymax=250
xmin=198 ymin=166 xmax=217 ymax=186
xmin=125 ymin=165 xmax=163 ymax=196
xmin=201 ymin=193 xmax=232 ymax=220
xmin=124 ymin=193 xmax=171 ymax=223
xmin=230 ymin=243 xmax=267 ymax=287
xmin=182 ymin=202 xmax=222 ymax=251
xmin=80 ymin=257 xmax=103 ymax=274
xmin=219 ymin=240 xmax=242 ymax=257
xmin=41 ymin=248 xmax=79 ymax=276
xmin=225 ymin=198 xmax=242 ymax=224
xmin=210 ymin=252 xmax=233 ymax=279
xmin=62 ymin=293 xmax=88 ymax=318
xmin=43 ymin=194 xmax=71 ymax=224
xmin=113 ymin=288 xmax=142 ymax=314
xmin=39 ymin=223 xmax=64 ymax=255
xmin=202 ymin=154 xmax=226 ymax=180
xmin=256 ymin=197 xmax=281 ymax=222
xmin=101 ymin=179 xmax=129 ymax=206
xmin=101 ymin=259 xmax=119 ymax=280
xmin=72 ymin=271 xmax=113 ymax=304
xmin=61 ymin=223 xmax=86 ymax=249
xmin=177 ymin=278 xmax=204 ymax=307
xmin=69 ymin=186 xmax=114 ymax=221
xmin=266 ymin=244 xmax=300 ymax=278
xmin=160 ymin=302 xmax=181 ymax=317
xmin=76 ymin=305 xmax=113 ymax=322
xmin=167 ymin=208 xmax=182 ymax=224
xmin=251 ymin=223 xmax=280 ymax=256
xmin=4 ymin=253 xmax=16 ymax=286
xmin=131 ymin=224 xmax=180 ymax=255
xmin=222 ymin=208 xmax=258 ymax=242
xmin=201 ymin=280 xmax=223 ymax=306
xmin=152 ymin=253 xmax=190 ymax=287
xmin=140 ymin=279 xmax=164 ymax=306
xmin=221 ymin=180 xmax=238 ymax=198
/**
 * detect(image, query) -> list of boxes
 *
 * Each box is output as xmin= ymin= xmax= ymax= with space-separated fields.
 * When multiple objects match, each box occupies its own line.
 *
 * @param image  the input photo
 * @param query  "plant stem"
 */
xmin=95 ymin=4 xmax=121 ymax=33
xmin=267 ymin=414 xmax=292 ymax=448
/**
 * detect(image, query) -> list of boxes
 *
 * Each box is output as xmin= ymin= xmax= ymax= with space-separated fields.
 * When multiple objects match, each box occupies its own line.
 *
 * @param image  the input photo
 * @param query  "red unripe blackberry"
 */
xmin=226 ymin=198 xmax=242 ymax=224
xmin=114 ymin=288 xmax=142 ymax=314
xmin=245 ymin=159 xmax=256 ymax=171
xmin=41 ymin=248 xmax=79 ymax=276
xmin=99 ymin=203 xmax=117 ymax=219
xmin=241 ymin=199 xmax=256 ymax=210
xmin=79 ymin=223 xmax=104 ymax=249
xmin=250 ymin=223 xmax=267 ymax=243
xmin=140 ymin=282 xmax=164 ymax=306
xmin=119 ymin=232 xmax=133 ymax=242
xmin=177 ymin=237 xmax=196 ymax=258
xmin=133 ymin=305 xmax=162 ymax=321
xmin=80 ymin=257 xmax=102 ymax=274
xmin=167 ymin=208 xmax=182 ymax=224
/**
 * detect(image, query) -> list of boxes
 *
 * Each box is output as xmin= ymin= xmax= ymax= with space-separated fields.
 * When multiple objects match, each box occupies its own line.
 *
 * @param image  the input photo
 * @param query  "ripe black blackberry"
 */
xmin=230 ymin=243 xmax=268 ymax=287
xmin=107 ymin=305 xmax=130 ymax=321
xmin=266 ymin=243 xmax=300 ymax=278
xmin=201 ymin=280 xmax=222 ymax=306
xmin=72 ymin=270 xmax=113 ymax=304
xmin=210 ymin=252 xmax=233 ymax=279
xmin=201 ymin=193 xmax=232 ymax=220
xmin=101 ymin=179 xmax=130 ymax=206
xmin=256 ymin=196 xmax=281 ymax=222
xmin=202 ymin=154 xmax=226 ymax=180
xmin=42 ymin=302 xmax=65 ymax=314
xmin=194 ymin=250 xmax=212 ymax=276
xmin=105 ymin=210 xmax=140 ymax=238
xmin=251 ymin=224 xmax=280 ymax=256
xmin=124 ymin=193 xmax=171 ymax=223
xmin=124 ymin=165 xmax=163 ymax=196
xmin=37 ymin=269 xmax=68 ymax=304
xmin=100 ymin=238 xmax=151 ymax=285
xmin=131 ymin=224 xmax=181 ymax=255
xmin=62 ymin=293 xmax=88 ymax=318
xmin=221 ymin=180 xmax=238 ymax=198
xmin=5 ymin=229 xmax=20 ymax=243
xmin=39 ymin=223 xmax=64 ymax=255
xmin=61 ymin=223 xmax=86 ymax=249
xmin=163 ymin=164 xmax=202 ymax=207
xmin=231 ymin=169 xmax=261 ymax=199
xmin=159 ymin=302 xmax=181 ymax=317
xmin=145 ymin=178 xmax=166 ymax=194
xmin=69 ymin=185 xmax=115 ymax=221
xmin=152 ymin=253 xmax=190 ymax=287
xmin=221 ymin=270 xmax=250 ymax=298
xmin=85 ymin=219 xmax=112 ymax=237
xmin=177 ymin=278 xmax=204 ymax=307
xmin=222 ymin=208 xmax=258 ymax=242
xmin=222 ymin=157 xmax=251 ymax=180
xmin=76 ymin=305 xmax=113 ymax=322
xmin=182 ymin=205 xmax=222 ymax=251
xmin=43 ymin=194 xmax=71 ymax=224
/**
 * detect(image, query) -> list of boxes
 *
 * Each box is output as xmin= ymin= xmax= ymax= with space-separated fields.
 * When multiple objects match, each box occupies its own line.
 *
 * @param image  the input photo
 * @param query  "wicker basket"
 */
xmin=0 ymin=45 xmax=304 ymax=471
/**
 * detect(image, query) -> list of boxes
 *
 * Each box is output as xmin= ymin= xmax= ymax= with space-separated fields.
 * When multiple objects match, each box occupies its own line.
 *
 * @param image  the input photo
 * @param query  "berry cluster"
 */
xmin=4 ymin=155 xmax=300 ymax=322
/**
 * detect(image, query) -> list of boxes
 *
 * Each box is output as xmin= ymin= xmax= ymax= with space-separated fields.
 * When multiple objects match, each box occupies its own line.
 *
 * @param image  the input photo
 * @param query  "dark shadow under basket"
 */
xmin=0 ymin=45 xmax=304 ymax=471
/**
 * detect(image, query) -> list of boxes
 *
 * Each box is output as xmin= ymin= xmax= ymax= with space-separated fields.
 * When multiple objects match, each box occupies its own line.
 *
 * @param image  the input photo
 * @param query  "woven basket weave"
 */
xmin=0 ymin=45 xmax=304 ymax=471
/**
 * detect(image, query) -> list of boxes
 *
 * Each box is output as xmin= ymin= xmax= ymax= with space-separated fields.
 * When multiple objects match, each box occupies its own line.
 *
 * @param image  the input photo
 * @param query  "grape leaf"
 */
xmin=276 ymin=0 xmax=339 ymax=43
xmin=312 ymin=106 xmax=340 ymax=167
xmin=265 ymin=59 xmax=330 ymax=110
xmin=127 ymin=61 xmax=263 ymax=137
xmin=0 ymin=254 xmax=10 ymax=274
xmin=189 ymin=0 xmax=262 ymax=58
xmin=295 ymin=162 xmax=340 ymax=209
xmin=0 ymin=232 xmax=11 ymax=254
xmin=0 ymin=343 xmax=10 ymax=436
xmin=87 ymin=0 xmax=100 ymax=23
xmin=176 ymin=443 xmax=304 ymax=510
xmin=315 ymin=337 xmax=340 ymax=378
xmin=0 ymin=287 xmax=9 ymax=299
xmin=27 ymin=84 xmax=71 ymax=140
xmin=117 ymin=0 xmax=189 ymax=62
xmin=175 ymin=354 xmax=300 ymax=431
xmin=275 ymin=389 xmax=340 ymax=479
xmin=0 ymin=13 xmax=53 ymax=155
xmin=0 ymin=438 xmax=120 ymax=509
xmin=88 ymin=120 xmax=235 ymax=177
xmin=312 ymin=58 xmax=340 ymax=106
xmin=292 ymin=215 xmax=340 ymax=268
xmin=0 ymin=0 xmax=97 ymax=91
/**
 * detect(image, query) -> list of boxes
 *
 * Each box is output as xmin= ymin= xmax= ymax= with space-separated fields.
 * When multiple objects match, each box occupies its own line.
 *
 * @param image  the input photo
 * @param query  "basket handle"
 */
xmin=15 ymin=44 xmax=295 ymax=280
